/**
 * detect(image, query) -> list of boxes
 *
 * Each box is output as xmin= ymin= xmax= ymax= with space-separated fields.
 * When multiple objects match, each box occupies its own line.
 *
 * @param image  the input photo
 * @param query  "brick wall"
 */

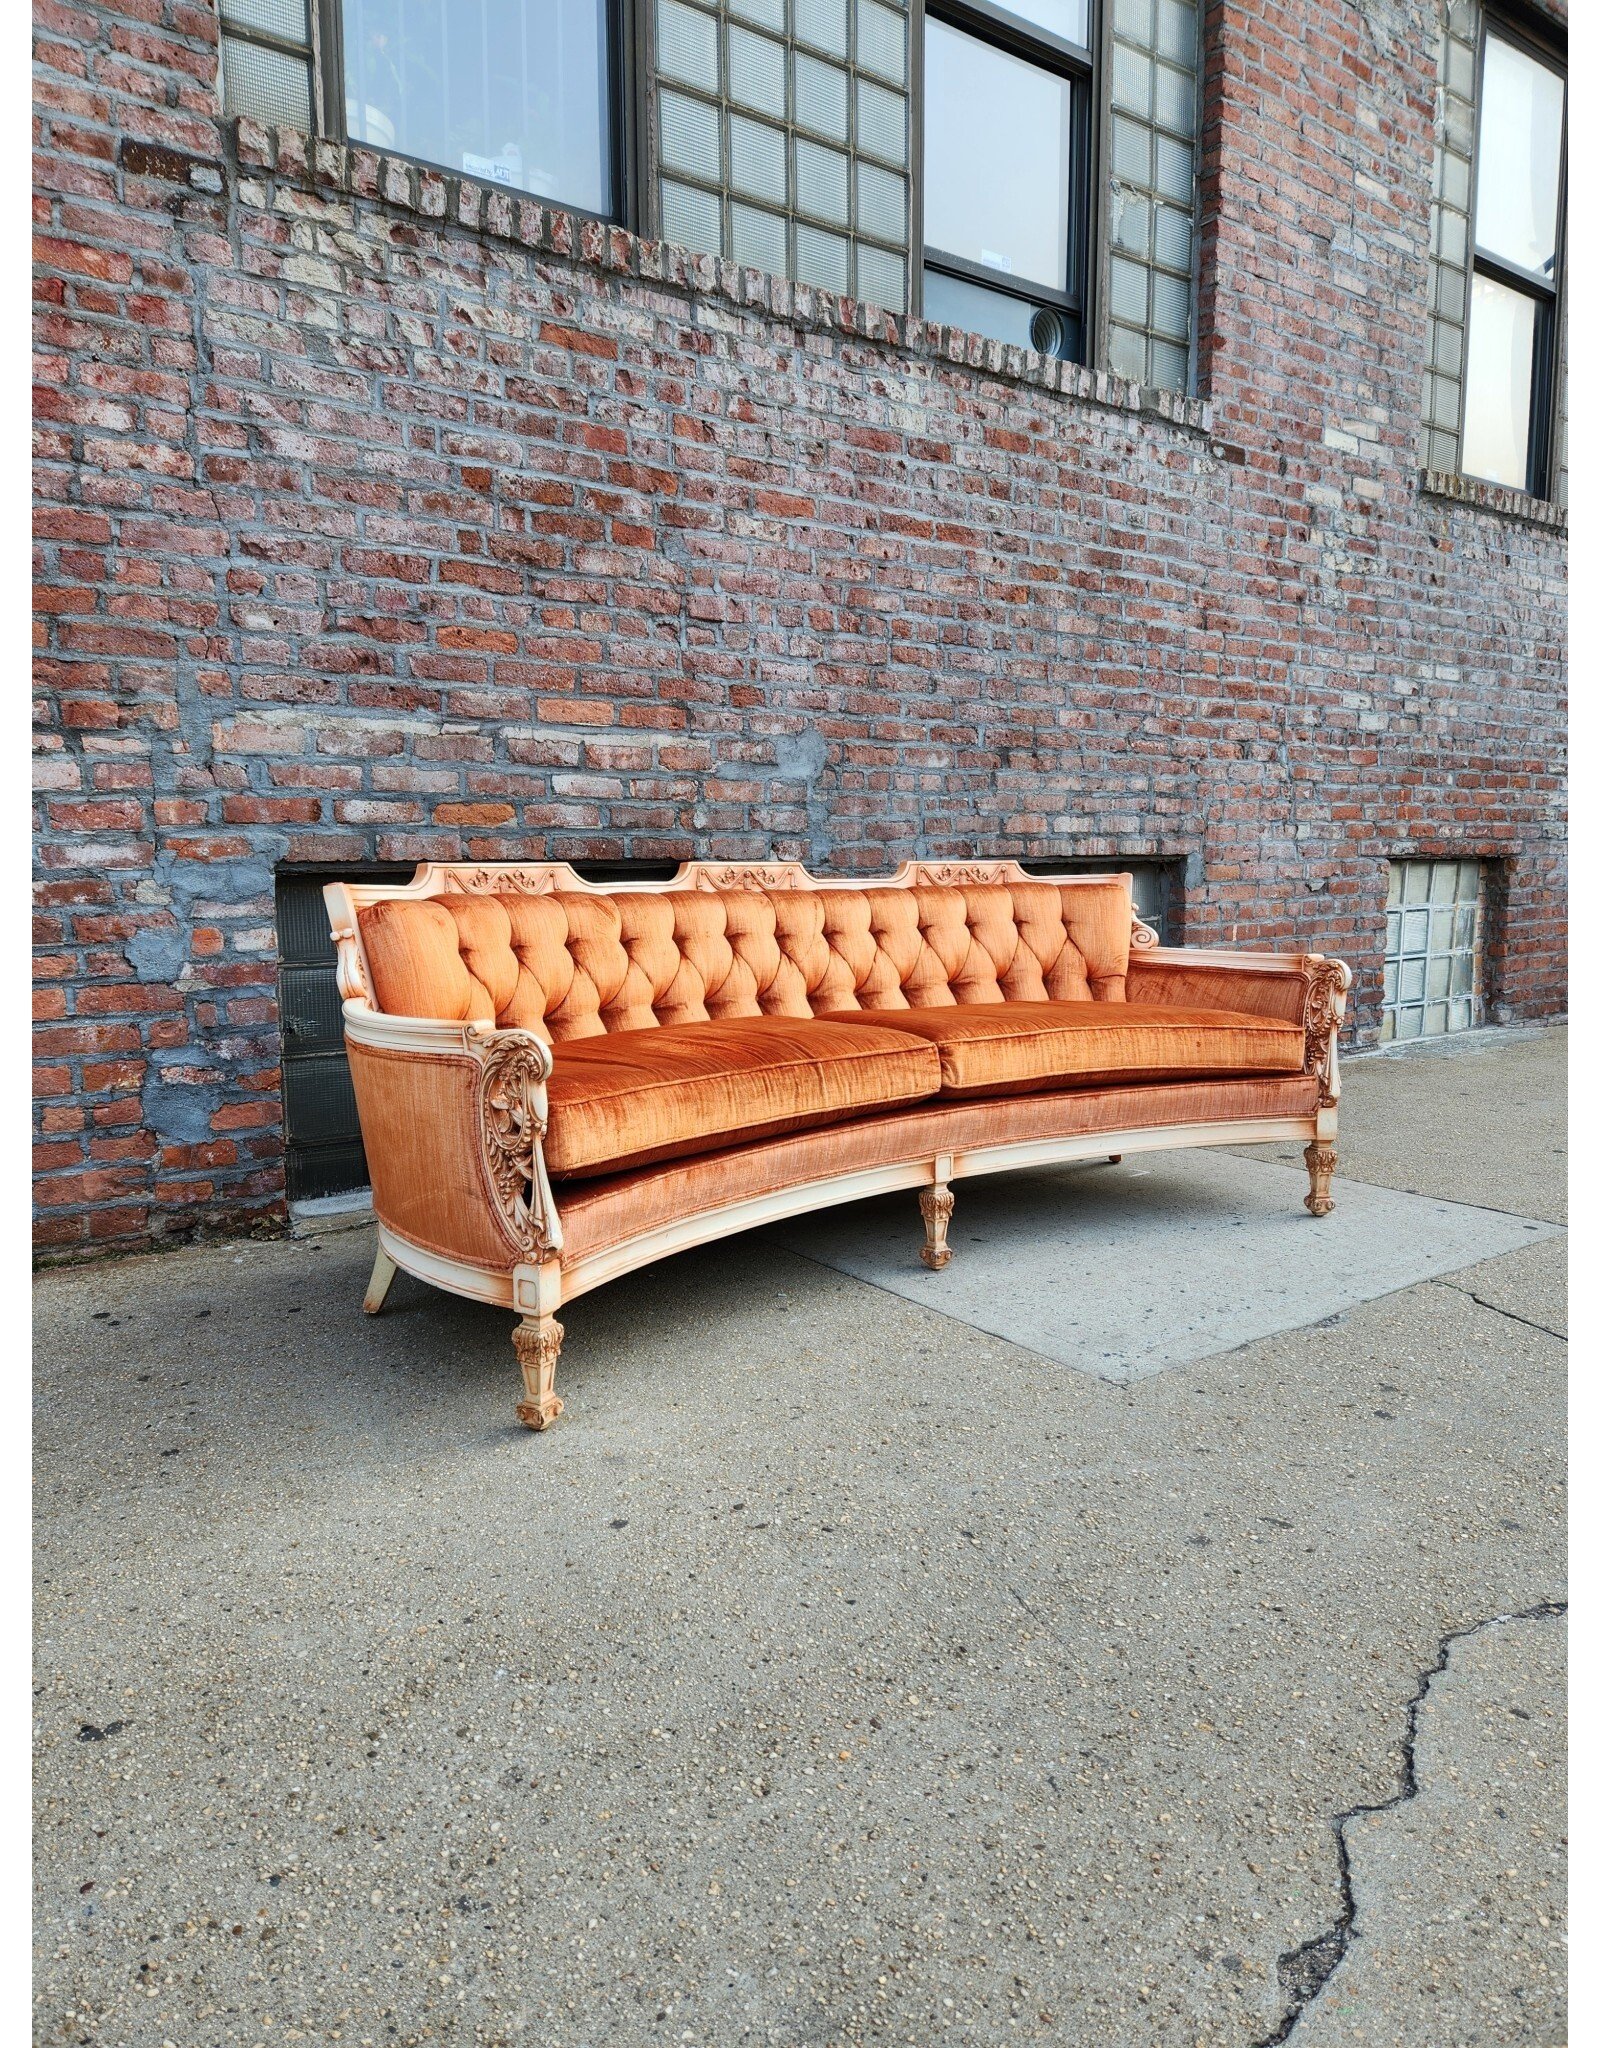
xmin=33 ymin=0 xmax=1567 ymax=1255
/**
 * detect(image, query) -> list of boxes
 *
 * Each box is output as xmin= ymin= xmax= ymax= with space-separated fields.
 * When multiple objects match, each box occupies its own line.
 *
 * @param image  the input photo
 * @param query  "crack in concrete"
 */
xmin=1250 ymin=1600 xmax=1568 ymax=2047
xmin=1434 ymin=1279 xmax=1567 ymax=1343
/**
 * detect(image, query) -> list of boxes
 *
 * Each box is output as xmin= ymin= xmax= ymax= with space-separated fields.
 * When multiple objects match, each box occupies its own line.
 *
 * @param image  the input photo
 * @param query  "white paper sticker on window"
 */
xmin=463 ymin=147 xmax=526 ymax=187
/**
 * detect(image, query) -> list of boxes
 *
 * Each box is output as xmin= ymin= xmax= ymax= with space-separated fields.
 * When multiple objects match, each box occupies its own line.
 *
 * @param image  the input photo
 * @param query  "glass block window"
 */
xmin=1422 ymin=2 xmax=1567 ymax=501
xmin=651 ymin=0 xmax=911 ymax=311
xmin=1104 ymin=0 xmax=1199 ymax=392
xmin=1382 ymin=859 xmax=1483 ymax=1042
xmin=1422 ymin=1 xmax=1479 ymax=474
xmin=217 ymin=0 xmax=316 ymax=131
xmin=1552 ymin=299 xmax=1568 ymax=508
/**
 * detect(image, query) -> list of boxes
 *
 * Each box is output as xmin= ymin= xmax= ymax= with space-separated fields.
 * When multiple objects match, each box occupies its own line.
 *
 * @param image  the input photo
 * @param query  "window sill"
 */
xmin=227 ymin=117 xmax=1213 ymax=438
xmin=1418 ymin=468 xmax=1567 ymax=531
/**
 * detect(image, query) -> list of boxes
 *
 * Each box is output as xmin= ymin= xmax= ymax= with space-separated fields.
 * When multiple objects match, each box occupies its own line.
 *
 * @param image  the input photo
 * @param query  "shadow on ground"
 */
xmin=33 ymin=1027 xmax=1566 ymax=2047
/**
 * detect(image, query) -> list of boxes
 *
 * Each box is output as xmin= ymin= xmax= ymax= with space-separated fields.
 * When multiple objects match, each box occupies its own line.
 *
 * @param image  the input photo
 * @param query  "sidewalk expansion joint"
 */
xmin=1249 ymin=1600 xmax=1568 ymax=2047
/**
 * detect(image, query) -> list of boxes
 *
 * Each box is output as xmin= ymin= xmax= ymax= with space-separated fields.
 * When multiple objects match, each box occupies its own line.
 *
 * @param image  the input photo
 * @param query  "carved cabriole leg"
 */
xmin=513 ymin=1315 xmax=565 ymax=1430
xmin=1301 ymin=960 xmax=1348 ymax=1221
xmin=363 ymin=1247 xmax=397 ymax=1315
xmin=1304 ymin=1142 xmax=1337 ymax=1218
xmin=919 ymin=1184 xmax=954 ymax=1271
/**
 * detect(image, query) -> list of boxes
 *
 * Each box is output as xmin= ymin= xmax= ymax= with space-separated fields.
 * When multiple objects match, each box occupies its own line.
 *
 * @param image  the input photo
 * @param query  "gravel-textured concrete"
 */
xmin=33 ymin=1028 xmax=1566 ymax=2047
xmin=1239 ymin=1024 xmax=1567 ymax=1226
xmin=1292 ymin=1609 xmax=1566 ymax=2048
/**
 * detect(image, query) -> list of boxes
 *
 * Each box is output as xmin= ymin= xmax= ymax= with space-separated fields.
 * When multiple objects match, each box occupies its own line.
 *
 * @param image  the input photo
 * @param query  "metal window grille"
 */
xmin=275 ymin=865 xmax=411 ymax=1202
xmin=1381 ymin=859 xmax=1483 ymax=1043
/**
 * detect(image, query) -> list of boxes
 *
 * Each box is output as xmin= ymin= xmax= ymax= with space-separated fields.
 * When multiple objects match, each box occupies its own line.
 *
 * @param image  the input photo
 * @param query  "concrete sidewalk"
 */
xmin=33 ymin=1027 xmax=1566 ymax=2047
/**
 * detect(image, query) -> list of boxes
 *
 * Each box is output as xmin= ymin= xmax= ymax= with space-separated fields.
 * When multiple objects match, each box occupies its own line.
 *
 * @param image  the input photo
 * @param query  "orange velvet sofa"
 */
xmin=326 ymin=860 xmax=1350 ymax=1430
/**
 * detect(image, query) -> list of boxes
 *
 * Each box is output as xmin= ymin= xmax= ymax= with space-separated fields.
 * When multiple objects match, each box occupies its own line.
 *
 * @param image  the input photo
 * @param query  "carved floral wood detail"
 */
xmin=439 ymin=865 xmax=562 ymax=894
xmin=1303 ymin=1143 xmax=1338 ymax=1217
xmin=513 ymin=1315 xmax=564 ymax=1429
xmin=1303 ymin=959 xmax=1352 ymax=1105
xmin=911 ymin=861 xmax=1031 ymax=887
xmin=919 ymin=1185 xmax=955 ymax=1271
xmin=328 ymin=923 xmax=372 ymax=1004
xmin=415 ymin=855 xmax=1136 ymax=908
xmin=1130 ymin=917 xmax=1160 ymax=950
xmin=475 ymin=1029 xmax=562 ymax=1258
xmin=686 ymin=863 xmax=815 ymax=892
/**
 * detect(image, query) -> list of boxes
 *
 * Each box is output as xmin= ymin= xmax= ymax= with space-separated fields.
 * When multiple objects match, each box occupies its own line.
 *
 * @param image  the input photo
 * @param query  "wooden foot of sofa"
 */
xmin=513 ymin=1314 xmax=565 ymax=1430
xmin=919 ymin=1184 xmax=954 ymax=1271
xmin=1303 ymin=1142 xmax=1337 ymax=1217
xmin=364 ymin=1247 xmax=398 ymax=1315
xmin=1107 ymin=1153 xmax=1122 ymax=1164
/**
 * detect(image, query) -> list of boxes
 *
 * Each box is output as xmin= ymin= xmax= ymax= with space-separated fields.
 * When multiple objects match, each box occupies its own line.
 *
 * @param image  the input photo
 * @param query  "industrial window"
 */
xmin=921 ymin=4 xmax=1091 ymax=361
xmin=1382 ymin=859 xmax=1483 ymax=1043
xmin=1024 ymin=857 xmax=1181 ymax=942
xmin=1423 ymin=3 xmax=1565 ymax=500
xmin=217 ymin=0 xmax=1202 ymax=390
xmin=217 ymin=1 xmax=318 ymax=132
xmin=219 ymin=0 xmax=619 ymax=219
xmin=650 ymin=0 xmax=913 ymax=309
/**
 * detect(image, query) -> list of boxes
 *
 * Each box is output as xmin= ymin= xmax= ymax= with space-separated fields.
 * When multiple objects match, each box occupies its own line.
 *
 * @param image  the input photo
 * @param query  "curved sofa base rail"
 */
xmin=373 ymin=1221 xmax=518 ymax=1310
xmin=368 ymin=1111 xmax=1326 ymax=1420
xmin=555 ymin=1111 xmax=1321 ymax=1306
xmin=332 ymin=860 xmax=1351 ymax=1433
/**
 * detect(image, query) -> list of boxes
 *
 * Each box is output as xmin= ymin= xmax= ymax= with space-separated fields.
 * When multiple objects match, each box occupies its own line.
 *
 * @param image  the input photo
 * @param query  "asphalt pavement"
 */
xmin=33 ymin=1023 xmax=1566 ymax=2047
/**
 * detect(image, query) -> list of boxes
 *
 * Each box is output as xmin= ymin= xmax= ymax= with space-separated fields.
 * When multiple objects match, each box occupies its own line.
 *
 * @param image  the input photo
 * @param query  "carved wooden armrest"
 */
xmin=1301 ymin=957 xmax=1352 ymax=1108
xmin=1124 ymin=945 xmax=1352 ymax=1106
xmin=469 ymin=1026 xmax=564 ymax=1263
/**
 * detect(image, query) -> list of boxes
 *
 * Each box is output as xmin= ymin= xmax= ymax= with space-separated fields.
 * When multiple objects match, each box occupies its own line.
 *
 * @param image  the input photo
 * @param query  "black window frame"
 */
xmin=219 ymin=0 xmax=638 ymax=231
xmin=1461 ymin=4 xmax=1566 ymax=499
xmin=916 ymin=0 xmax=1098 ymax=360
xmin=1022 ymin=856 xmax=1182 ymax=942
xmin=274 ymin=857 xmax=680 ymax=1204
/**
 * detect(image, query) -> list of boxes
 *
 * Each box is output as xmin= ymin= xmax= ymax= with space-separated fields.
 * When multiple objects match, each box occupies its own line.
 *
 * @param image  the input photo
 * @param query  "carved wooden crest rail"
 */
xmin=325 ymin=858 xmax=1350 ymax=1432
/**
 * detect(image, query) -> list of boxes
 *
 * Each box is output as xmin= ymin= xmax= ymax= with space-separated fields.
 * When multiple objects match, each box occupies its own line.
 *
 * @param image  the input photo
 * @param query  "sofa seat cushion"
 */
xmin=544 ymin=1016 xmax=943 ymax=1178
xmin=815 ymin=1001 xmax=1305 ymax=1099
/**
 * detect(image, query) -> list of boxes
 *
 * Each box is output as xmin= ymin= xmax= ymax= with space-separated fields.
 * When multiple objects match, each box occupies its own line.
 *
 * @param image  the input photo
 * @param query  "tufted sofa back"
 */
xmin=357 ymin=879 xmax=1135 ymax=1039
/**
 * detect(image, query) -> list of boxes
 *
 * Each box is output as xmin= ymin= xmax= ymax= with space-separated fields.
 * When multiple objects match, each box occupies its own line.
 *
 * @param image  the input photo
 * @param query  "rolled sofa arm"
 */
xmin=1126 ymin=945 xmax=1352 ymax=1105
xmin=343 ymin=1006 xmax=564 ymax=1272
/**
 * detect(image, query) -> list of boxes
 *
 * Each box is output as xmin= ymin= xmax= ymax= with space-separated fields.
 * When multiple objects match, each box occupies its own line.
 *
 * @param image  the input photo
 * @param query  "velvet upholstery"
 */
xmin=358 ymin=879 xmax=1135 ymax=1036
xmin=555 ymin=1073 xmax=1324 ymax=1265
xmin=818 ymin=1000 xmax=1305 ymax=1096
xmin=337 ymin=865 xmax=1347 ymax=1439
xmin=543 ymin=1016 xmax=943 ymax=1178
xmin=1125 ymin=956 xmax=1312 ymax=1023
xmin=347 ymin=1041 xmax=528 ymax=1267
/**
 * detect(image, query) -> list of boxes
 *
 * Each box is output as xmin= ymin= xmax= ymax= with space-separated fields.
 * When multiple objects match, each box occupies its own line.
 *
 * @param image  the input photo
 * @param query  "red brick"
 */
xmin=29 ymin=7 xmax=1567 ymax=1261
